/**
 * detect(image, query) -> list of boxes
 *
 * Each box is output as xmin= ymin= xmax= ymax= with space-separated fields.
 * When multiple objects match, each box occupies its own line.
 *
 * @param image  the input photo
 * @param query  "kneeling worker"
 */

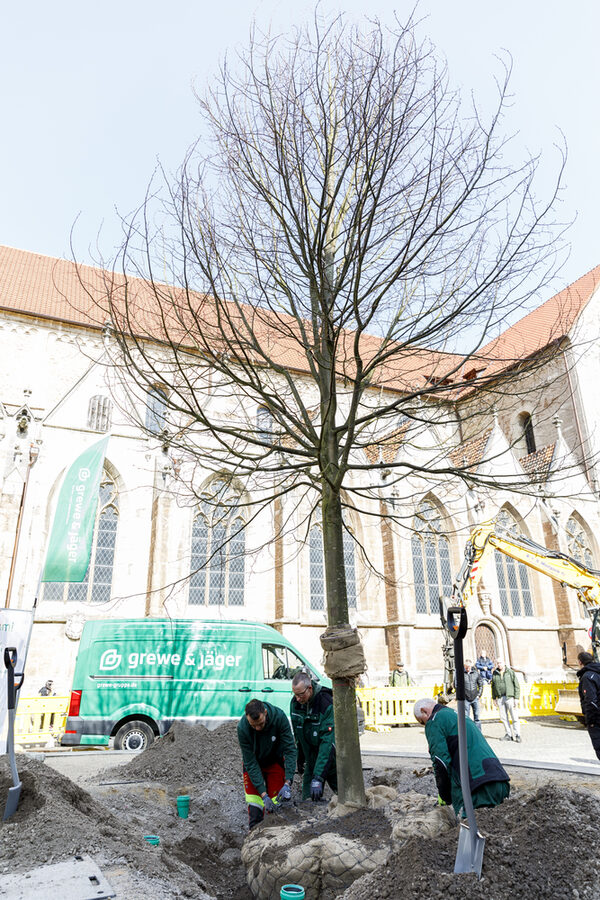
xmin=414 ymin=698 xmax=510 ymax=817
xmin=237 ymin=699 xmax=297 ymax=829
xmin=290 ymin=672 xmax=337 ymax=801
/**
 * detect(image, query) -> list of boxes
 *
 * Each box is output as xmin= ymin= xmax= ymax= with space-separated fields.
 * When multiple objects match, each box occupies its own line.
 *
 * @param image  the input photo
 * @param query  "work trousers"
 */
xmin=497 ymin=696 xmax=521 ymax=738
xmin=466 ymin=697 xmax=482 ymax=731
xmin=587 ymin=722 xmax=600 ymax=762
xmin=243 ymin=761 xmax=285 ymax=829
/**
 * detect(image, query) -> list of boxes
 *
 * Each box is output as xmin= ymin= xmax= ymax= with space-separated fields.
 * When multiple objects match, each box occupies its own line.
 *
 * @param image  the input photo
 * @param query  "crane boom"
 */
xmin=439 ymin=519 xmax=600 ymax=698
xmin=451 ymin=520 xmax=600 ymax=612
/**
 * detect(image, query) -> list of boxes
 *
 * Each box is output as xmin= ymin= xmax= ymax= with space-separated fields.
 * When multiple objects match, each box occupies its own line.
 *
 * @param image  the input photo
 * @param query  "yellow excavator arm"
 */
xmin=452 ymin=520 xmax=600 ymax=613
xmin=439 ymin=519 xmax=600 ymax=698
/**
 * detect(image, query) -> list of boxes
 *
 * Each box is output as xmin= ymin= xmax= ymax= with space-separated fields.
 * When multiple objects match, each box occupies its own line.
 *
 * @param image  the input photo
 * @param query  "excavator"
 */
xmin=440 ymin=520 xmax=600 ymax=716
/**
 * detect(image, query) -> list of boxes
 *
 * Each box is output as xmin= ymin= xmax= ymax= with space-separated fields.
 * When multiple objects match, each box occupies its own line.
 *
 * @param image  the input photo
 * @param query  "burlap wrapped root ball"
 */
xmin=241 ymin=806 xmax=388 ymax=898
xmin=389 ymin=789 xmax=456 ymax=844
xmin=241 ymin=786 xmax=454 ymax=898
xmin=328 ymin=783 xmax=398 ymax=817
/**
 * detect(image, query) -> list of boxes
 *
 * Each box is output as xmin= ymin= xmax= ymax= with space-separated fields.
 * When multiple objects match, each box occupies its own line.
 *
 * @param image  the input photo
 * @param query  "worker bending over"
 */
xmin=237 ymin=699 xmax=297 ymax=829
xmin=414 ymin=697 xmax=510 ymax=817
xmin=290 ymin=672 xmax=337 ymax=801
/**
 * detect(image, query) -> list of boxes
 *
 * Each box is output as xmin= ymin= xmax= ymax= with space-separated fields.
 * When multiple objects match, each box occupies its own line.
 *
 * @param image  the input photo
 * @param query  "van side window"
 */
xmin=262 ymin=644 xmax=312 ymax=681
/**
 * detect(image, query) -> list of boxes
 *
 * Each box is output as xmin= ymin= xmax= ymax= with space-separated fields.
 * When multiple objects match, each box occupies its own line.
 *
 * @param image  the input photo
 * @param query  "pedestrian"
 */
xmin=491 ymin=659 xmax=522 ymax=742
xmin=457 ymin=659 xmax=484 ymax=731
xmin=576 ymin=651 xmax=600 ymax=762
xmin=475 ymin=650 xmax=493 ymax=683
xmin=38 ymin=680 xmax=55 ymax=696
xmin=388 ymin=661 xmax=414 ymax=687
xmin=413 ymin=698 xmax=510 ymax=816
xmin=290 ymin=672 xmax=337 ymax=801
xmin=237 ymin=698 xmax=297 ymax=829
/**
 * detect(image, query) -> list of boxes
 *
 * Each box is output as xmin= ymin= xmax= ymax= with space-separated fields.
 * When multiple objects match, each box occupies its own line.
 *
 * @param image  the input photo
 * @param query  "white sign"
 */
xmin=0 ymin=610 xmax=34 ymax=755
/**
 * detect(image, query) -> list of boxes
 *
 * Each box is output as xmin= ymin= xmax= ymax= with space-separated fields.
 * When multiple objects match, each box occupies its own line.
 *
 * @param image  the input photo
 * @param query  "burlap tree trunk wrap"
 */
xmin=319 ymin=625 xmax=366 ymax=679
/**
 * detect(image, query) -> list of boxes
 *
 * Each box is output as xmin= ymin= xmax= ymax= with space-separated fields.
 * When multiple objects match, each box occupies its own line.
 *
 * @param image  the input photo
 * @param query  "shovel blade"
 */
xmin=454 ymin=822 xmax=485 ymax=878
xmin=3 ymin=781 xmax=22 ymax=821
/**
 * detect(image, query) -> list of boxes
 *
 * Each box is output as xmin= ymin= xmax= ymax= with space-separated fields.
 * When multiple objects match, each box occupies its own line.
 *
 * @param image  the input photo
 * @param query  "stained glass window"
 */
xmin=189 ymin=480 xmax=245 ymax=607
xmin=309 ymin=519 xmax=357 ymax=611
xmin=411 ymin=499 xmax=453 ymax=614
xmin=494 ymin=509 xmax=534 ymax=616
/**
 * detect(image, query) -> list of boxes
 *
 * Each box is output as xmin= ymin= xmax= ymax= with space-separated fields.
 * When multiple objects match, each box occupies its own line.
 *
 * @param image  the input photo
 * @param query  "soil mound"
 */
xmin=341 ymin=783 xmax=600 ymax=900
xmin=113 ymin=721 xmax=242 ymax=786
xmin=0 ymin=754 xmax=212 ymax=897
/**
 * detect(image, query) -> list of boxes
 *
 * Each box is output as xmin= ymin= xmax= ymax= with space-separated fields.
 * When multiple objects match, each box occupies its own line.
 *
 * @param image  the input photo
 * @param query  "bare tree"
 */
xmin=82 ymin=14 xmax=569 ymax=806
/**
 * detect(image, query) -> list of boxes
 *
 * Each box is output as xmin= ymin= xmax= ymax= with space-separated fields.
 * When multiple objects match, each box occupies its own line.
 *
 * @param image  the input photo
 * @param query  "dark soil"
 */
xmin=3 ymin=723 xmax=600 ymax=900
xmin=112 ymin=721 xmax=242 ymax=786
xmin=341 ymin=782 xmax=600 ymax=900
xmin=299 ymin=806 xmax=391 ymax=847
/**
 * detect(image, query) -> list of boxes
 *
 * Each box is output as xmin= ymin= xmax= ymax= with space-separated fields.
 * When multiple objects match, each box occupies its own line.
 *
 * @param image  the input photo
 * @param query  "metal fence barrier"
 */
xmin=356 ymin=682 xmax=579 ymax=730
xmin=14 ymin=695 xmax=69 ymax=747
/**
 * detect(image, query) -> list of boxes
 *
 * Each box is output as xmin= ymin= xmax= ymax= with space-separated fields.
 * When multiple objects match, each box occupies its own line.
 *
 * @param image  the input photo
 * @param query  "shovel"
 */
xmin=446 ymin=607 xmax=486 ymax=879
xmin=3 ymin=647 xmax=22 ymax=821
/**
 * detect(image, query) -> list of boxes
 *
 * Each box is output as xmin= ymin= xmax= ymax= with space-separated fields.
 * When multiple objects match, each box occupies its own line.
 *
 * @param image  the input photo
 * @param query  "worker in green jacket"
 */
xmin=290 ymin=672 xmax=337 ymax=801
xmin=414 ymin=698 xmax=510 ymax=817
xmin=237 ymin=699 xmax=297 ymax=829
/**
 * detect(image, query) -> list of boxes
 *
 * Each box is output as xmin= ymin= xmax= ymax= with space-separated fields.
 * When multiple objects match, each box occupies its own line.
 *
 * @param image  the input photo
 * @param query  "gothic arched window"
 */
xmin=309 ymin=517 xmax=357 ymax=611
xmin=146 ymin=386 xmax=167 ymax=435
xmin=43 ymin=471 xmax=118 ymax=604
xmin=566 ymin=516 xmax=594 ymax=568
xmin=518 ymin=412 xmax=536 ymax=455
xmin=411 ymin=499 xmax=452 ymax=615
xmin=189 ymin=479 xmax=245 ymax=606
xmin=494 ymin=509 xmax=534 ymax=616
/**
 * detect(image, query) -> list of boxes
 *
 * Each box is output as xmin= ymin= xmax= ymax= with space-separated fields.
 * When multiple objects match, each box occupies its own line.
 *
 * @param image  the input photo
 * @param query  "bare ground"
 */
xmin=1 ymin=722 xmax=599 ymax=899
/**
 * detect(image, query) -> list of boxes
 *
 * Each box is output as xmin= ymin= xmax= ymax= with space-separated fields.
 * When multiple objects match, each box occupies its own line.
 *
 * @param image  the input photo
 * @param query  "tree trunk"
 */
xmin=322 ymin=482 xmax=366 ymax=807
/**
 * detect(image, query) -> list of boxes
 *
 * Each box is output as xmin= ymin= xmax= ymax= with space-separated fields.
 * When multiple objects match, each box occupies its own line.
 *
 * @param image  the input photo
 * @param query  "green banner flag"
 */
xmin=41 ymin=436 xmax=109 ymax=583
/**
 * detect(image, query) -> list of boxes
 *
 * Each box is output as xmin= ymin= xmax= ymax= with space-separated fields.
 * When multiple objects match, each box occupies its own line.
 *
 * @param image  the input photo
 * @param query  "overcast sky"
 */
xmin=1 ymin=1 xmax=598 ymax=297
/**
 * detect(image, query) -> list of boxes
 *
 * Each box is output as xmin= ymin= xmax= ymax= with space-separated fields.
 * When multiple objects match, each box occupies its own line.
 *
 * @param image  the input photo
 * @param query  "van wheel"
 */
xmin=114 ymin=720 xmax=155 ymax=752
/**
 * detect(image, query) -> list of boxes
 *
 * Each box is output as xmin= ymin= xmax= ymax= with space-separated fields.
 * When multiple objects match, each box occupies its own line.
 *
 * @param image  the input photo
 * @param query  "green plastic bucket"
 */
xmin=176 ymin=795 xmax=190 ymax=818
xmin=280 ymin=886 xmax=305 ymax=900
xmin=144 ymin=835 xmax=160 ymax=846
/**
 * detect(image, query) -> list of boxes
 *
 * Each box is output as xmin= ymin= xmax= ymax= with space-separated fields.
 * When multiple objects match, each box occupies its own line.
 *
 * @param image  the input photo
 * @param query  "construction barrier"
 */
xmin=356 ymin=682 xmax=580 ymax=731
xmin=14 ymin=695 xmax=69 ymax=747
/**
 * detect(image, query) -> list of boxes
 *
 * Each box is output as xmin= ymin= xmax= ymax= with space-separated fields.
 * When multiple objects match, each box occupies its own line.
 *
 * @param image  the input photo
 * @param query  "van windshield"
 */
xmin=262 ymin=644 xmax=315 ymax=681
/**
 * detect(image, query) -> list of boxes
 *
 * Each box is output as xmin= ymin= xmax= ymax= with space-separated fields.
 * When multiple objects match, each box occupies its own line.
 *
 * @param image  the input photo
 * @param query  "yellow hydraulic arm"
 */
xmin=439 ymin=520 xmax=600 ymax=696
xmin=451 ymin=520 xmax=600 ymax=614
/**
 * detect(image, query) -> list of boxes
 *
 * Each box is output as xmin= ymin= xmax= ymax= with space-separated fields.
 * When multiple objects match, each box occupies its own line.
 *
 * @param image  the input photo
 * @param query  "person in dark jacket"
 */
xmin=414 ymin=698 xmax=510 ymax=816
xmin=491 ymin=659 xmax=521 ymax=742
xmin=475 ymin=651 xmax=493 ymax=683
xmin=455 ymin=659 xmax=484 ymax=731
xmin=576 ymin=651 xmax=600 ymax=762
xmin=290 ymin=672 xmax=337 ymax=801
xmin=237 ymin=699 xmax=297 ymax=829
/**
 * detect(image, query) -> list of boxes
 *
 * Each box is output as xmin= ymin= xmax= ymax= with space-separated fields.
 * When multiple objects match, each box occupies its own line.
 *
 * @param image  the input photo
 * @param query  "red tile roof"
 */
xmin=474 ymin=266 xmax=600 ymax=375
xmin=449 ymin=429 xmax=493 ymax=470
xmin=519 ymin=444 xmax=556 ymax=481
xmin=1 ymin=245 xmax=599 ymax=391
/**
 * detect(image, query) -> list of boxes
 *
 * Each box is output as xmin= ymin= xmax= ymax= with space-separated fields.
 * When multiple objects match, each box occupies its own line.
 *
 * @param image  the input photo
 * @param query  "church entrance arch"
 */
xmin=475 ymin=623 xmax=498 ymax=661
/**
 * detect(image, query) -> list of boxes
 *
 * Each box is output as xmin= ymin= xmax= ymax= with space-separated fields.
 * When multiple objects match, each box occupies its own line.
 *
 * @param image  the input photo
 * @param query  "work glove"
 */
xmin=310 ymin=778 xmax=324 ymax=801
xmin=276 ymin=782 xmax=292 ymax=802
xmin=263 ymin=795 xmax=276 ymax=814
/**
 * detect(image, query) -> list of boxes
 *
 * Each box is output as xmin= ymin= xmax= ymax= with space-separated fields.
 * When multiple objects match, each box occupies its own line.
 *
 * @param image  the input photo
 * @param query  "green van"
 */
xmin=61 ymin=618 xmax=328 ymax=750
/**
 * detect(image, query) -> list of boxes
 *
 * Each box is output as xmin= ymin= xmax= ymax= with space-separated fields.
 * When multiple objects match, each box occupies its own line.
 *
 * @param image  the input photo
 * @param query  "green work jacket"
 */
xmin=237 ymin=702 xmax=297 ymax=796
xmin=425 ymin=704 xmax=510 ymax=816
xmin=289 ymin=681 xmax=336 ymax=783
xmin=491 ymin=667 xmax=520 ymax=700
